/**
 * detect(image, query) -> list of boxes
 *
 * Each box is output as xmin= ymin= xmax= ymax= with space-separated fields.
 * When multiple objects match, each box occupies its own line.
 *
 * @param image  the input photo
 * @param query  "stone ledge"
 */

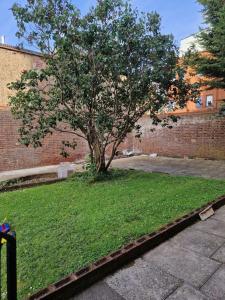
xmin=0 ymin=178 xmax=66 ymax=193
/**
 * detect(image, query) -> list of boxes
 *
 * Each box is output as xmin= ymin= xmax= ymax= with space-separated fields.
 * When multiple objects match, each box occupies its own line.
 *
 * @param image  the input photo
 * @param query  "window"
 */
xmin=166 ymin=101 xmax=176 ymax=112
xmin=206 ymin=95 xmax=213 ymax=107
xmin=196 ymin=97 xmax=202 ymax=108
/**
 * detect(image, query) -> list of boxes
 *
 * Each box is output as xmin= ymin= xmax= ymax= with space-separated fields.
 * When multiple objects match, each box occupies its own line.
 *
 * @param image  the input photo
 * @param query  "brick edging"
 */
xmin=0 ymin=178 xmax=66 ymax=193
xmin=29 ymin=195 xmax=225 ymax=300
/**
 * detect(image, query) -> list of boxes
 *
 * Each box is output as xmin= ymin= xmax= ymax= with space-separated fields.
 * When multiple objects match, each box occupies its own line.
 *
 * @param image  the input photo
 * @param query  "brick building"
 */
xmin=121 ymin=35 xmax=225 ymax=161
xmin=0 ymin=43 xmax=88 ymax=171
xmin=0 ymin=37 xmax=225 ymax=172
xmin=178 ymin=34 xmax=225 ymax=114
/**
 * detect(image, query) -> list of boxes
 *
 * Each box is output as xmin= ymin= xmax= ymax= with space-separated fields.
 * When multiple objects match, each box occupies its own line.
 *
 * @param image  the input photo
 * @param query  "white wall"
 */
xmin=179 ymin=34 xmax=204 ymax=56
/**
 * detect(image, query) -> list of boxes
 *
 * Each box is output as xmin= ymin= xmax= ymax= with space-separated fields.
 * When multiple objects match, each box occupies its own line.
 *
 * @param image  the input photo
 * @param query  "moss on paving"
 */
xmin=0 ymin=170 xmax=225 ymax=299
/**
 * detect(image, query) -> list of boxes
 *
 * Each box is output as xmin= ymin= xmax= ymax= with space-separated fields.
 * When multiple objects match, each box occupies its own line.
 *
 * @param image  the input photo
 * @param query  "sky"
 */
xmin=0 ymin=0 xmax=203 ymax=48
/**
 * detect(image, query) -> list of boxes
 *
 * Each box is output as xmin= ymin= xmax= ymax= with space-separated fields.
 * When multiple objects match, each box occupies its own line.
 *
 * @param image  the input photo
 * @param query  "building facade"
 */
xmin=120 ymin=35 xmax=225 ymax=160
xmin=179 ymin=34 xmax=225 ymax=114
xmin=0 ymin=43 xmax=88 ymax=171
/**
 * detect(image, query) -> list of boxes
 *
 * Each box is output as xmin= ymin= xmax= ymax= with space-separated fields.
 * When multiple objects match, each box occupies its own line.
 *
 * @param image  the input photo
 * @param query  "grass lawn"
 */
xmin=0 ymin=170 xmax=225 ymax=299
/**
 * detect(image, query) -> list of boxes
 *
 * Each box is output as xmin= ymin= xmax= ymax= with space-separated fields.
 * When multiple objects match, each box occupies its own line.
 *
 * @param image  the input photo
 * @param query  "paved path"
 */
xmin=1 ymin=155 xmax=225 ymax=181
xmin=112 ymin=156 xmax=225 ymax=179
xmin=72 ymin=205 xmax=225 ymax=300
xmin=0 ymin=163 xmax=77 ymax=181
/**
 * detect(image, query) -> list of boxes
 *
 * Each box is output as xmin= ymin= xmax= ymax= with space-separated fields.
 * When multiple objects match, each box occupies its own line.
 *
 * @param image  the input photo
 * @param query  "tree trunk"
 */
xmin=88 ymin=132 xmax=123 ymax=174
xmin=92 ymin=141 xmax=107 ymax=173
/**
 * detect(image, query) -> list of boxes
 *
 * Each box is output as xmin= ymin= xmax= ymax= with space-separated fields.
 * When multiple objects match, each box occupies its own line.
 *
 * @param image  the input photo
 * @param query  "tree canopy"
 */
xmin=189 ymin=0 xmax=225 ymax=89
xmin=9 ymin=0 xmax=197 ymax=173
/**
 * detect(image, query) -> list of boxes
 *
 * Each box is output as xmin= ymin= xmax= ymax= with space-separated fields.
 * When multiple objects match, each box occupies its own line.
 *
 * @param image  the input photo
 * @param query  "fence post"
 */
xmin=0 ymin=230 xmax=17 ymax=300
xmin=6 ymin=236 xmax=17 ymax=300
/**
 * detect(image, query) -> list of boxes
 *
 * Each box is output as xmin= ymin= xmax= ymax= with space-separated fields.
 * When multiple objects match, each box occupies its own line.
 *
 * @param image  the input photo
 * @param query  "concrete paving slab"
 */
xmin=166 ymin=284 xmax=208 ymax=300
xmin=0 ymin=163 xmax=77 ymax=181
xmin=142 ymin=242 xmax=221 ymax=287
xmin=0 ymin=165 xmax=60 ymax=181
xmin=211 ymin=205 xmax=225 ymax=222
xmin=193 ymin=218 xmax=225 ymax=238
xmin=111 ymin=156 xmax=225 ymax=179
xmin=212 ymin=243 xmax=225 ymax=263
xmin=171 ymin=227 xmax=225 ymax=257
xmin=106 ymin=259 xmax=182 ymax=300
xmin=201 ymin=265 xmax=225 ymax=299
xmin=71 ymin=282 xmax=125 ymax=300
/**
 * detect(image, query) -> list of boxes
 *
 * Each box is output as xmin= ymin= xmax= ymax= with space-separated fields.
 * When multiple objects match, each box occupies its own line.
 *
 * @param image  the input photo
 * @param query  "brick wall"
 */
xmin=0 ymin=109 xmax=88 ymax=171
xmin=120 ymin=112 xmax=225 ymax=160
xmin=0 ymin=110 xmax=225 ymax=172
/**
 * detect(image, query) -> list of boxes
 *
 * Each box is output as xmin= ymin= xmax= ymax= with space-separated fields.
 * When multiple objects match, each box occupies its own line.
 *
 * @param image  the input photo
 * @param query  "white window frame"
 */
xmin=206 ymin=95 xmax=214 ymax=107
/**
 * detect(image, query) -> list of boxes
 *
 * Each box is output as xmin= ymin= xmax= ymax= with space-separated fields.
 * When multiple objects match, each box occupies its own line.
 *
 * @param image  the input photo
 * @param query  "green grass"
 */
xmin=0 ymin=170 xmax=225 ymax=299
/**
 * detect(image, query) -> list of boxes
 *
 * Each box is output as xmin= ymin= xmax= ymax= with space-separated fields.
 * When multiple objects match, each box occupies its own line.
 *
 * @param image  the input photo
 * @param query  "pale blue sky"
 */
xmin=0 ymin=0 xmax=203 ymax=47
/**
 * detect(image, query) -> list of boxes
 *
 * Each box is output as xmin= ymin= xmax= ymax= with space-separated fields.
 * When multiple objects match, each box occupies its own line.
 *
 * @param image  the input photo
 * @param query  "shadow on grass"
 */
xmin=69 ymin=168 xmax=131 ymax=184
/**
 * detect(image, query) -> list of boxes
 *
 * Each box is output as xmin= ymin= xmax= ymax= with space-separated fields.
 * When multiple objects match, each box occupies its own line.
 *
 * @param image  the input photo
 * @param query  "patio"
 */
xmin=112 ymin=155 xmax=225 ymax=180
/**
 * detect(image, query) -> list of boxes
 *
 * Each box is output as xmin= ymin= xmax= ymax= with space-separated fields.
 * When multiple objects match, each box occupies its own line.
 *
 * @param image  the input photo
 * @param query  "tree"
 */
xmin=188 ymin=0 xmax=225 ymax=89
xmin=9 ymin=0 xmax=197 ymax=173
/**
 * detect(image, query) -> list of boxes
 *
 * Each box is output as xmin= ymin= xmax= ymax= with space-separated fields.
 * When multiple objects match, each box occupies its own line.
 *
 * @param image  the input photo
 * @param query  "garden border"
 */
xmin=0 ymin=178 xmax=66 ymax=193
xmin=29 ymin=194 xmax=225 ymax=300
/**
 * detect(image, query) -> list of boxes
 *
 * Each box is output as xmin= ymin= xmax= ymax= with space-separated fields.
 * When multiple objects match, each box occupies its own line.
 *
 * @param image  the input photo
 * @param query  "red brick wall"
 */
xmin=120 ymin=112 xmax=225 ymax=160
xmin=0 ymin=109 xmax=88 ymax=171
xmin=1 ymin=110 xmax=225 ymax=172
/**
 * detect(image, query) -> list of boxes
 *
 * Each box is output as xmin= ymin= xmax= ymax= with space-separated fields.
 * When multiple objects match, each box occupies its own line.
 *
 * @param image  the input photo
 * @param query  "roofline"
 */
xmin=0 ymin=43 xmax=43 ymax=57
xmin=181 ymin=28 xmax=210 ymax=42
xmin=180 ymin=32 xmax=199 ymax=42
